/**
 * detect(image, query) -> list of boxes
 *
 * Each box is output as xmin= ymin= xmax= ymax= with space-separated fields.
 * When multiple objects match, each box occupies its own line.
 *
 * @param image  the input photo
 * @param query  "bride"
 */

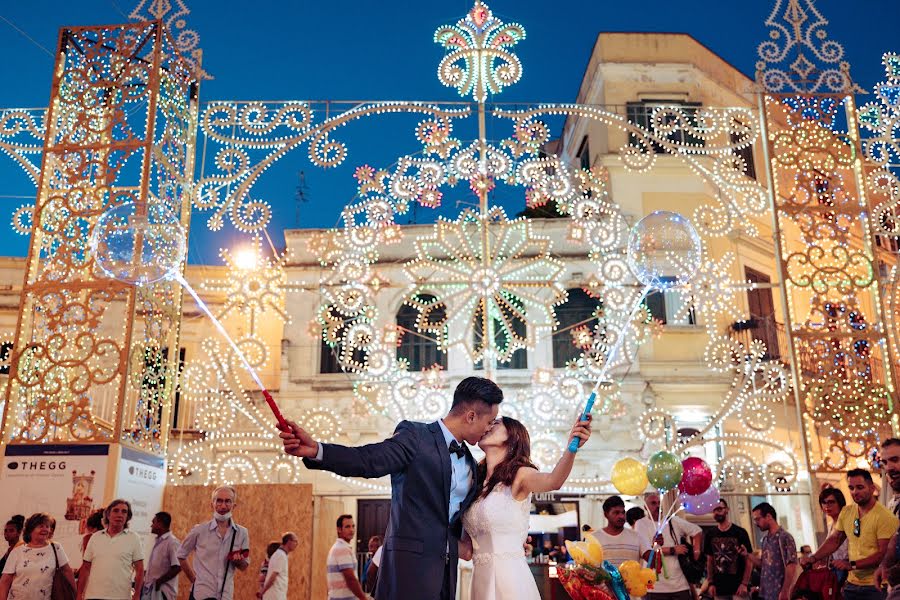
xmin=461 ymin=415 xmax=592 ymax=600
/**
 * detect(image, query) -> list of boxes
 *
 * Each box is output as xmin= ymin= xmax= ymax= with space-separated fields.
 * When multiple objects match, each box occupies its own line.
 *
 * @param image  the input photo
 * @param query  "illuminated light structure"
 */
xmin=0 ymin=20 xmax=199 ymax=455
xmin=0 ymin=0 xmax=846 ymax=500
xmin=756 ymin=0 xmax=899 ymax=473
xmin=166 ymin=2 xmax=802 ymax=488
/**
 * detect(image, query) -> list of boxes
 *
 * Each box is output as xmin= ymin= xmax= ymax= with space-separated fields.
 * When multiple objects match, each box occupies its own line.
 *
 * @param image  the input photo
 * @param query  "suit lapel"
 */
xmin=428 ymin=421 xmax=451 ymax=516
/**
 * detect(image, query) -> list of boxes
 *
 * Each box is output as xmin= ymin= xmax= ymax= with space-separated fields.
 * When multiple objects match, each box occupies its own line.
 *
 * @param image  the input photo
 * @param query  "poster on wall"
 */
xmin=0 ymin=444 xmax=110 ymax=568
xmin=115 ymin=445 xmax=166 ymax=551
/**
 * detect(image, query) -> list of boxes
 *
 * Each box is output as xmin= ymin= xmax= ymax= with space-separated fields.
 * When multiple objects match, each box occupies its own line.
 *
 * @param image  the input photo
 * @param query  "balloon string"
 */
xmin=591 ymin=283 xmax=654 ymax=395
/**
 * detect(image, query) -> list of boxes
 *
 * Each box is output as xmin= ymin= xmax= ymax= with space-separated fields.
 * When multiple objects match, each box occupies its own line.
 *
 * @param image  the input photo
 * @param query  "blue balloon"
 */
xmin=603 ymin=560 xmax=630 ymax=600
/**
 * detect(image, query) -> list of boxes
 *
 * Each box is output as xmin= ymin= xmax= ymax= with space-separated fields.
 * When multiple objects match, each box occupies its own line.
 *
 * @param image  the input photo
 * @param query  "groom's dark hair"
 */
xmin=449 ymin=377 xmax=503 ymax=414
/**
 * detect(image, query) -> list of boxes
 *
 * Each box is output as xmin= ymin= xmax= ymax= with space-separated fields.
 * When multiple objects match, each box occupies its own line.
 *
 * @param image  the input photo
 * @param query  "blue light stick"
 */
xmin=568 ymin=283 xmax=652 ymax=454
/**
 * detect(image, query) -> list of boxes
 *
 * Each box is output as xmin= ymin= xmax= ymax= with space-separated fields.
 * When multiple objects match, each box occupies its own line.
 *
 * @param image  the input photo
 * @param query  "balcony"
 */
xmin=728 ymin=317 xmax=887 ymax=384
xmin=728 ymin=316 xmax=788 ymax=362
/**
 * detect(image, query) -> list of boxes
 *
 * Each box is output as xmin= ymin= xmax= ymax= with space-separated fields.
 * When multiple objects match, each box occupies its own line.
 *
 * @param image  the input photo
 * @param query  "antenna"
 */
xmin=295 ymin=170 xmax=310 ymax=228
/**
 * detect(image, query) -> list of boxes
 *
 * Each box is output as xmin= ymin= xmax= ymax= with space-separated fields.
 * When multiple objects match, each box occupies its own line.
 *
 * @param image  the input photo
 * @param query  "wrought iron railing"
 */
xmin=727 ymin=317 xmax=788 ymax=361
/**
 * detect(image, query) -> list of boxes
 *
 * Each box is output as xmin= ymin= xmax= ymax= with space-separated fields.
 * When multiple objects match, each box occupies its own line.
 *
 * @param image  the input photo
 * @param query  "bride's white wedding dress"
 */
xmin=463 ymin=484 xmax=540 ymax=600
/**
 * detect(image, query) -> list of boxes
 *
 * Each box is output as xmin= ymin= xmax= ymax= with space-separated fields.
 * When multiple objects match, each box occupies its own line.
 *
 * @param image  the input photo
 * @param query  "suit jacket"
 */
xmin=303 ymin=420 xmax=480 ymax=600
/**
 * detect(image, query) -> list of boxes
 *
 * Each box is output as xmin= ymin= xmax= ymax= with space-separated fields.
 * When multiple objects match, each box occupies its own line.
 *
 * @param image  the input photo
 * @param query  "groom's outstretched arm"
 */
xmin=281 ymin=419 xmax=418 ymax=478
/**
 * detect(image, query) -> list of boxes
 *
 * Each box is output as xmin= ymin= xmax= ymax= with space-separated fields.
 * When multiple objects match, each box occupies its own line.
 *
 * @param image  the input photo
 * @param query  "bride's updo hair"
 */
xmin=478 ymin=416 xmax=537 ymax=499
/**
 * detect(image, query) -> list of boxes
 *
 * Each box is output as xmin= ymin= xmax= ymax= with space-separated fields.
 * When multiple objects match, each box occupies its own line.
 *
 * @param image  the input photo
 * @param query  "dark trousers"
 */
xmin=844 ymin=584 xmax=885 ymax=600
xmin=440 ymin=559 xmax=456 ymax=600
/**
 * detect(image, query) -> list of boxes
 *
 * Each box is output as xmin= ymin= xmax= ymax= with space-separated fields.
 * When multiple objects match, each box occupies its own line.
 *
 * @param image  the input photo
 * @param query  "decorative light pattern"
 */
xmin=639 ymin=337 xmax=797 ymax=491
xmin=433 ymin=1 xmax=525 ymax=101
xmin=762 ymin=87 xmax=897 ymax=472
xmin=129 ymin=0 xmax=208 ymax=79
xmin=755 ymin=0 xmax=862 ymax=94
xmin=199 ymin=237 xmax=305 ymax=369
xmin=404 ymin=207 xmax=566 ymax=363
xmin=1 ymin=21 xmax=198 ymax=455
xmin=0 ymin=1 xmax=834 ymax=495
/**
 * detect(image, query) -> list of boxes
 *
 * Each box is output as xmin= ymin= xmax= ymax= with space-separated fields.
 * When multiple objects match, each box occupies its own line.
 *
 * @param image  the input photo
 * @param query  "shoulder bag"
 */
xmin=50 ymin=543 xmax=76 ymax=600
xmin=669 ymin=519 xmax=704 ymax=585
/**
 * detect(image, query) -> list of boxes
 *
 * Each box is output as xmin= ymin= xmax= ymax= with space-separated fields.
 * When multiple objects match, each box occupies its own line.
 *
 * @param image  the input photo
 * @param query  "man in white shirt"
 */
xmin=326 ymin=515 xmax=367 ymax=600
xmin=634 ymin=492 xmax=703 ymax=600
xmin=77 ymin=498 xmax=145 ymax=600
xmin=177 ymin=486 xmax=250 ymax=600
xmin=591 ymin=496 xmax=652 ymax=567
xmin=261 ymin=532 xmax=298 ymax=600
xmin=142 ymin=512 xmax=181 ymax=600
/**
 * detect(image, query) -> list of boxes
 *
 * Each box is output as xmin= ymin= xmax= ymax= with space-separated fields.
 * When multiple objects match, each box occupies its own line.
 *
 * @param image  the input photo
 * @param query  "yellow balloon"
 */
xmin=611 ymin=457 xmax=649 ymax=496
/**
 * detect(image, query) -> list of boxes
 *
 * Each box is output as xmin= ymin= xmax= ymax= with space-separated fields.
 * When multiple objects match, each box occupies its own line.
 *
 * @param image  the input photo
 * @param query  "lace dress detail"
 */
xmin=463 ymin=484 xmax=540 ymax=600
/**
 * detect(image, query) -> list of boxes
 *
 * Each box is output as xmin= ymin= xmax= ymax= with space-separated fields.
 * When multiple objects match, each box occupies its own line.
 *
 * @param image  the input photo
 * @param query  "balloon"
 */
xmin=626 ymin=211 xmax=702 ymax=290
xmin=611 ymin=457 xmax=649 ymax=496
xmin=680 ymin=485 xmax=720 ymax=516
xmin=646 ymin=451 xmax=683 ymax=492
xmin=90 ymin=202 xmax=186 ymax=285
xmin=678 ymin=456 xmax=713 ymax=496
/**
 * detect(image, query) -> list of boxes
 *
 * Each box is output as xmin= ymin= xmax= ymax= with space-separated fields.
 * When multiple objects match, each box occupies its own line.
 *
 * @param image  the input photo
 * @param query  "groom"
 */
xmin=280 ymin=376 xmax=502 ymax=600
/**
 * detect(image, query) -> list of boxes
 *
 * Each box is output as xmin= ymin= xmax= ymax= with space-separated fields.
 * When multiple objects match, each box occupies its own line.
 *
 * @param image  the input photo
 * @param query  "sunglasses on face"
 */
xmin=853 ymin=517 xmax=860 ymax=537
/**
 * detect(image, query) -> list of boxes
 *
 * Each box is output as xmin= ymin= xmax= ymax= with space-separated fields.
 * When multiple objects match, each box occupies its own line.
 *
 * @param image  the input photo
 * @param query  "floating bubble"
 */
xmin=90 ymin=202 xmax=186 ymax=285
xmin=626 ymin=210 xmax=701 ymax=290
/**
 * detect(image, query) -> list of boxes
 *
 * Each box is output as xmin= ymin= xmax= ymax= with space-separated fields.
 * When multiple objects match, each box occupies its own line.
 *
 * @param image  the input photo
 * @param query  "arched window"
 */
xmin=320 ymin=307 xmax=368 ymax=374
xmin=397 ymin=294 xmax=447 ymax=371
xmin=552 ymin=288 xmax=601 ymax=368
xmin=474 ymin=295 xmax=528 ymax=370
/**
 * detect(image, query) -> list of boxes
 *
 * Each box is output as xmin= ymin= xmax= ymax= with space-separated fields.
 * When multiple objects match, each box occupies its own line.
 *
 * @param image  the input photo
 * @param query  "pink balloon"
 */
xmin=680 ymin=485 xmax=719 ymax=515
xmin=678 ymin=456 xmax=712 ymax=496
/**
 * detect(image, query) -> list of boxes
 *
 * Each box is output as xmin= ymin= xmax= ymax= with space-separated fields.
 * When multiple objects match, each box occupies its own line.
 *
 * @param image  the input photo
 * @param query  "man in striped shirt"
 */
xmin=327 ymin=515 xmax=367 ymax=600
xmin=590 ymin=496 xmax=652 ymax=568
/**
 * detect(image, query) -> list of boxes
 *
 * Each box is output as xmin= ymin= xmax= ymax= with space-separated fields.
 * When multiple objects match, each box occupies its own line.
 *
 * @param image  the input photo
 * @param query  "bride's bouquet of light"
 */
xmin=558 ymin=536 xmax=656 ymax=600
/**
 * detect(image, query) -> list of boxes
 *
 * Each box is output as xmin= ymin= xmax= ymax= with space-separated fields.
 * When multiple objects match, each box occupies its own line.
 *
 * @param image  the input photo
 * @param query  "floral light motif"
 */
xmin=404 ymin=207 xmax=567 ymax=363
xmin=434 ymin=1 xmax=525 ymax=101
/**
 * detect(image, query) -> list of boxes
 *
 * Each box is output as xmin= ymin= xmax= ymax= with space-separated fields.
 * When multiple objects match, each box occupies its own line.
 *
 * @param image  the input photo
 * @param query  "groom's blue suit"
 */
xmin=303 ymin=420 xmax=480 ymax=600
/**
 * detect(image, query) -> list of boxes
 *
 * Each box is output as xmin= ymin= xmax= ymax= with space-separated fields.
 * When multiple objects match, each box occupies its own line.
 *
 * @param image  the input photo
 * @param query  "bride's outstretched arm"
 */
xmin=515 ymin=416 xmax=592 ymax=496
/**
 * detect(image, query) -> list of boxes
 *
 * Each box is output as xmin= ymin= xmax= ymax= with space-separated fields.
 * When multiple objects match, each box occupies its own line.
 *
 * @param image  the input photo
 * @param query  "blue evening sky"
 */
xmin=0 ymin=0 xmax=896 ymax=264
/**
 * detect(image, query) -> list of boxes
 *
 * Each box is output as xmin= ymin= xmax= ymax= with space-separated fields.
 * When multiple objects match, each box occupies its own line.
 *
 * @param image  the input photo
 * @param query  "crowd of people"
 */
xmin=0 ymin=486 xmax=299 ymax=600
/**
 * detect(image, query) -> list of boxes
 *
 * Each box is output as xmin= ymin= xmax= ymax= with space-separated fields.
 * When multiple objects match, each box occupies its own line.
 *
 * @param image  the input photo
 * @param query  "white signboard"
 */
xmin=0 ymin=444 xmax=111 ymax=568
xmin=115 ymin=446 xmax=166 ymax=552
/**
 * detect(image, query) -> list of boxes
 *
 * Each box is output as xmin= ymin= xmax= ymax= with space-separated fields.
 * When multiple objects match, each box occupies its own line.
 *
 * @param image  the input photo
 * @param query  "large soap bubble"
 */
xmin=626 ymin=210 xmax=701 ymax=290
xmin=90 ymin=202 xmax=186 ymax=285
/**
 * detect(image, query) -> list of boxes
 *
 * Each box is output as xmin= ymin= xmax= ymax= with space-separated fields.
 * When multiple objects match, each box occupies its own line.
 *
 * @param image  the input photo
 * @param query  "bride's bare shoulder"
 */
xmin=512 ymin=466 xmax=540 ymax=497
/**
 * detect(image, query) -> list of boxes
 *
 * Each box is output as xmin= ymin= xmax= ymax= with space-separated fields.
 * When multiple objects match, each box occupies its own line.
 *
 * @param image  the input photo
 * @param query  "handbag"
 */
xmin=669 ymin=520 xmax=704 ymax=585
xmin=50 ymin=542 xmax=76 ymax=600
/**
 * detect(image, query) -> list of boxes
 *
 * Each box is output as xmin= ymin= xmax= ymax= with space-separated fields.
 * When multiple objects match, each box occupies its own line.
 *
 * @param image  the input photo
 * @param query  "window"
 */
xmin=396 ymin=294 xmax=447 ymax=371
xmin=474 ymin=296 xmax=528 ymax=370
xmin=645 ymin=277 xmax=696 ymax=325
xmin=0 ymin=341 xmax=12 ymax=375
xmin=731 ymin=122 xmax=756 ymax=179
xmin=577 ymin=136 xmax=591 ymax=170
xmin=552 ymin=288 xmax=601 ymax=368
xmin=627 ymin=101 xmax=704 ymax=152
xmin=320 ymin=308 xmax=368 ymax=374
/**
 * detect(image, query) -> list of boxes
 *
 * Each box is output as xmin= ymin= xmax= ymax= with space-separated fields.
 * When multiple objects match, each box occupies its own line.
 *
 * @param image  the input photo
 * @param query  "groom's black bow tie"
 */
xmin=449 ymin=440 xmax=466 ymax=459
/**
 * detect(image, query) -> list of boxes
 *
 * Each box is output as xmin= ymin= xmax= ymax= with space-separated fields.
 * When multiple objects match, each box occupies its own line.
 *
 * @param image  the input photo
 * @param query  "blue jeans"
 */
xmin=844 ymin=583 xmax=885 ymax=600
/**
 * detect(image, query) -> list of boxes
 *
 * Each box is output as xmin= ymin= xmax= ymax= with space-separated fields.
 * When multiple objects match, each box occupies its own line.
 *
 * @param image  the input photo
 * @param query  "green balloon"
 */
xmin=647 ymin=451 xmax=683 ymax=492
